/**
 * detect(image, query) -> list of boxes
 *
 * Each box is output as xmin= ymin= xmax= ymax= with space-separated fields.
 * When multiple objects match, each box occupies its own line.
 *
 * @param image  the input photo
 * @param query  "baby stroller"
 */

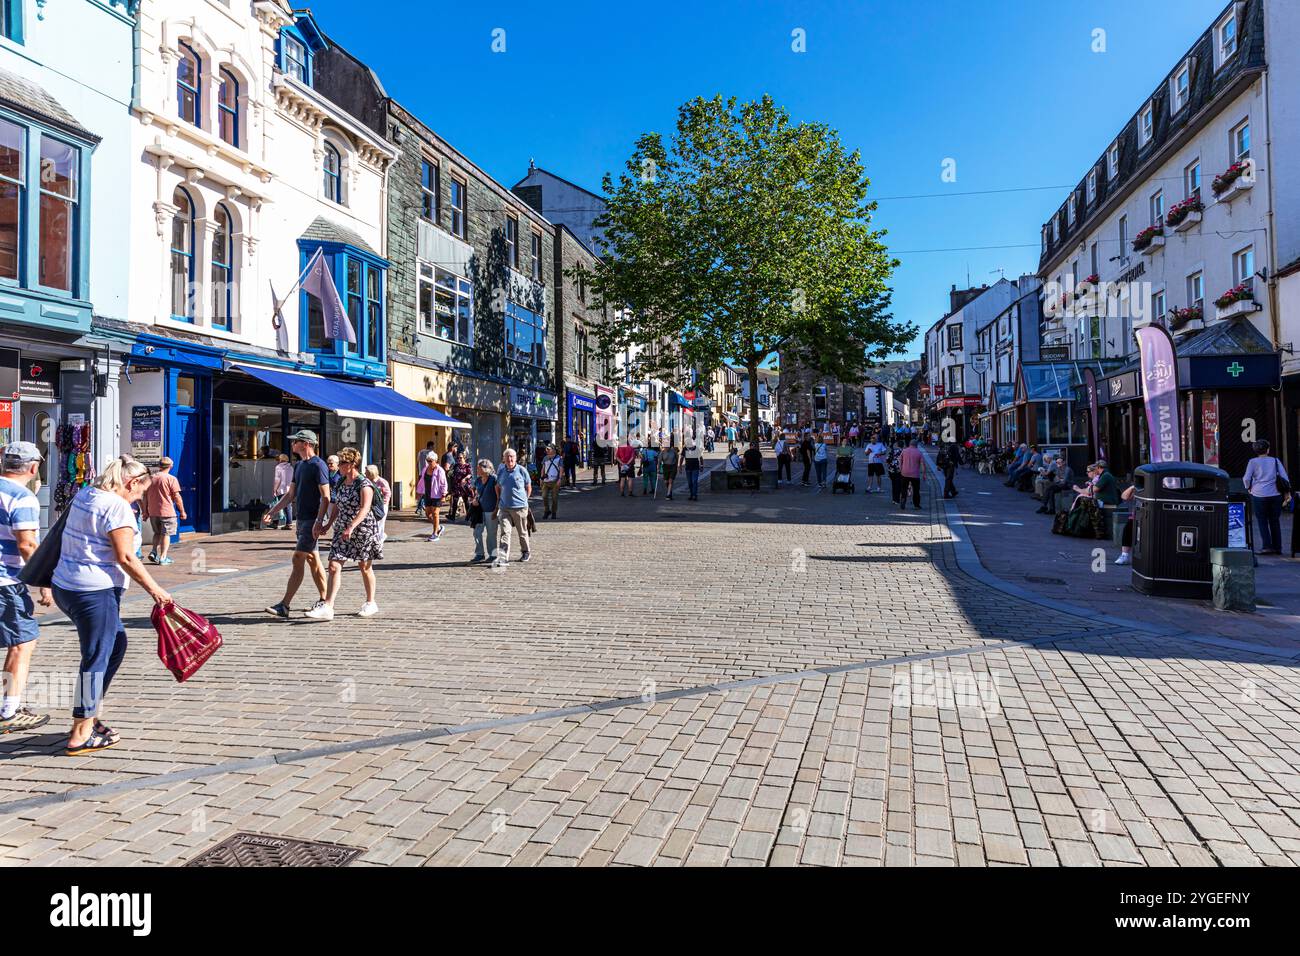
xmin=831 ymin=452 xmax=855 ymax=494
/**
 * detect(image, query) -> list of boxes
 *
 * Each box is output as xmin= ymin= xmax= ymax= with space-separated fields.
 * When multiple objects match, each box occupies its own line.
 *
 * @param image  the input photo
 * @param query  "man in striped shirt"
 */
xmin=0 ymin=441 xmax=53 ymax=734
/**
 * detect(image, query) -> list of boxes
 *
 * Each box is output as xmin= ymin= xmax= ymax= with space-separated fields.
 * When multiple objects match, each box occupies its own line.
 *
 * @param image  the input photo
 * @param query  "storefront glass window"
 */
xmin=176 ymin=375 xmax=196 ymax=408
xmin=224 ymin=404 xmax=282 ymax=509
xmin=1201 ymin=393 xmax=1219 ymax=465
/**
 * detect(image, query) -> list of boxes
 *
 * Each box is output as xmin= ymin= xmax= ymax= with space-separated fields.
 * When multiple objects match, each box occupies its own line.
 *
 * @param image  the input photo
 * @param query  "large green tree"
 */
xmin=586 ymin=94 xmax=913 ymax=447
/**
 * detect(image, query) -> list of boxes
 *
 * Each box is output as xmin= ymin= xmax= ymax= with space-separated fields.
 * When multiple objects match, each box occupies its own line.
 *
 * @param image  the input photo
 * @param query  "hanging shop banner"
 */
xmin=1135 ymin=324 xmax=1181 ymax=463
xmin=20 ymin=358 xmax=58 ymax=399
xmin=1082 ymin=367 xmax=1104 ymax=461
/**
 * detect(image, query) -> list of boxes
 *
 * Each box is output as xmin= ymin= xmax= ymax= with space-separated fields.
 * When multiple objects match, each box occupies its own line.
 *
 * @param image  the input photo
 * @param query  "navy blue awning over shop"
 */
xmin=230 ymin=364 xmax=471 ymax=428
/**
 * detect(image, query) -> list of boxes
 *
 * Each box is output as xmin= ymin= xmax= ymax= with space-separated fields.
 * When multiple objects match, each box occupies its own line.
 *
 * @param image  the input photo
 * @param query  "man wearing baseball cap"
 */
xmin=0 ymin=441 xmax=53 ymax=734
xmin=261 ymin=429 xmax=331 ymax=618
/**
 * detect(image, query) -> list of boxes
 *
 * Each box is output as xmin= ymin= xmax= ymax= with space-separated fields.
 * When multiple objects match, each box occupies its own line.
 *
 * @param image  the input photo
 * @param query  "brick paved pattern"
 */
xmin=3 ymin=457 xmax=1299 ymax=866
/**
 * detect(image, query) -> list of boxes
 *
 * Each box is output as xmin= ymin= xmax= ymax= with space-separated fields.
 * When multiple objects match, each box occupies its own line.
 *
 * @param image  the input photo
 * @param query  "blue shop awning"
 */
xmin=231 ymin=364 xmax=471 ymax=428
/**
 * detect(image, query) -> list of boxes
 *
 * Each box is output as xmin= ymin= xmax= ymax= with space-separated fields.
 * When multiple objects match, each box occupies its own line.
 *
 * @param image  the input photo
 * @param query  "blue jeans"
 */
xmin=815 ymin=459 xmax=828 ymax=485
xmin=1253 ymin=494 xmax=1283 ymax=551
xmin=474 ymin=512 xmax=499 ymax=560
xmin=687 ymin=468 xmax=700 ymax=498
xmin=53 ymin=585 xmax=127 ymax=719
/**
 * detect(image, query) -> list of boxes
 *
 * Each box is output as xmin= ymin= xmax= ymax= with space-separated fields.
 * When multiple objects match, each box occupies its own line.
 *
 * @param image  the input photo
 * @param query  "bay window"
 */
xmin=505 ymin=300 xmax=546 ymax=366
xmin=299 ymin=243 xmax=386 ymax=368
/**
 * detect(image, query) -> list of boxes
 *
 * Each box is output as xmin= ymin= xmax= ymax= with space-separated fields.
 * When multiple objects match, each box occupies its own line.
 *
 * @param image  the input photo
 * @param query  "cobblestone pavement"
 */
xmin=942 ymin=457 xmax=1300 ymax=651
xmin=2 ymin=455 xmax=1299 ymax=866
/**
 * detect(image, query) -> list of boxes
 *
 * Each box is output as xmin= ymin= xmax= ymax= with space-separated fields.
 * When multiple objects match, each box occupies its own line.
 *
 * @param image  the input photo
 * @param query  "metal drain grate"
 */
xmin=186 ymin=832 xmax=362 ymax=867
xmin=1025 ymin=575 xmax=1067 ymax=585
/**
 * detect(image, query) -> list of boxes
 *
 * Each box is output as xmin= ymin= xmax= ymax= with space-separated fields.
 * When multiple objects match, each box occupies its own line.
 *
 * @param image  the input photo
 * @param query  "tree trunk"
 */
xmin=746 ymin=356 xmax=763 ymax=459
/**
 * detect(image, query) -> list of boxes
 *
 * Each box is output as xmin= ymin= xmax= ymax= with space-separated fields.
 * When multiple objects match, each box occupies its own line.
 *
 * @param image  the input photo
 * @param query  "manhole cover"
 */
xmin=186 ymin=832 xmax=362 ymax=867
xmin=1025 ymin=575 xmax=1067 ymax=585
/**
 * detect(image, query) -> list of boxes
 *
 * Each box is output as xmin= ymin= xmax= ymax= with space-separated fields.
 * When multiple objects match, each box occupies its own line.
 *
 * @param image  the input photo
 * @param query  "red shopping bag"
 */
xmin=153 ymin=602 xmax=223 ymax=682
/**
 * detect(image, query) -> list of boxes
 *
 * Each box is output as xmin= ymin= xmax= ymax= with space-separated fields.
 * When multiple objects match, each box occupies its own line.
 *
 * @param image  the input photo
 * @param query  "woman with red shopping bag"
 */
xmin=49 ymin=456 xmax=171 ymax=756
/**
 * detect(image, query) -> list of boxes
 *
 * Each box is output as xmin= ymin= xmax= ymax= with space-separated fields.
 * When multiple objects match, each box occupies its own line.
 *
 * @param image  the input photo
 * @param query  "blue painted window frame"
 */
xmin=277 ymin=22 xmax=320 ymax=87
xmin=0 ymin=108 xmax=93 ymax=310
xmin=296 ymin=242 xmax=386 ymax=365
xmin=1 ymin=0 xmax=23 ymax=44
xmin=170 ymin=187 xmax=195 ymax=322
xmin=177 ymin=41 xmax=201 ymax=127
xmin=323 ymin=142 xmax=342 ymax=204
xmin=211 ymin=203 xmax=232 ymax=330
xmin=217 ymin=68 xmax=239 ymax=148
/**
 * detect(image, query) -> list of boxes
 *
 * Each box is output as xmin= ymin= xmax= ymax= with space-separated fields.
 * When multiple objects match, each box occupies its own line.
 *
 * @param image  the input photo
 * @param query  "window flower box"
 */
xmin=1133 ymin=223 xmax=1164 ymax=255
xmin=1165 ymin=195 xmax=1204 ymax=232
xmin=1212 ymin=161 xmax=1253 ymax=202
xmin=1214 ymin=285 xmax=1257 ymax=320
xmin=1168 ymin=305 xmax=1203 ymax=332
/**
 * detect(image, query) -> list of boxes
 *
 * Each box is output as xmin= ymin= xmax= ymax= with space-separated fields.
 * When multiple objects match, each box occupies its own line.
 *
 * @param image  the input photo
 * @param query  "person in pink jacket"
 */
xmin=898 ymin=439 xmax=924 ymax=510
xmin=415 ymin=456 xmax=447 ymax=541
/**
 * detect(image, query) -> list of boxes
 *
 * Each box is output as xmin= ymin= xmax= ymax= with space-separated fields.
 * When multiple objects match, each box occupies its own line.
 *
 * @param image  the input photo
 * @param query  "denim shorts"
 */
xmin=295 ymin=516 xmax=320 ymax=553
xmin=0 ymin=582 xmax=39 ymax=648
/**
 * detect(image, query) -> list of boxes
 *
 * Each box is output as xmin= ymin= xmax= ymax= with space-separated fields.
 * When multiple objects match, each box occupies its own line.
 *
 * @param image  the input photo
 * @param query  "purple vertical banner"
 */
xmin=1082 ymin=367 xmax=1105 ymax=462
xmin=1135 ymin=324 xmax=1181 ymax=462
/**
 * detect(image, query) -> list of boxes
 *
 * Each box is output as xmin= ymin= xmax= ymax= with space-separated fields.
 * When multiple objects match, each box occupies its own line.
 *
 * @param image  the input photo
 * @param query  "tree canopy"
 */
xmin=586 ymin=94 xmax=914 ymax=443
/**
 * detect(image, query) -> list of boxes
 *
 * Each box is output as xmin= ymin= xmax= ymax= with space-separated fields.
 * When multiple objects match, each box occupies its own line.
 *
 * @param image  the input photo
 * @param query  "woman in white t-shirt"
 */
xmin=52 ymin=455 xmax=171 ymax=756
xmin=813 ymin=438 xmax=829 ymax=488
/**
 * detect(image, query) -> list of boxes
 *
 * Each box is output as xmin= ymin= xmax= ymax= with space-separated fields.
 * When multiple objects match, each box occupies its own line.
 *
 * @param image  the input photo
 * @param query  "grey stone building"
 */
xmin=314 ymin=41 xmax=558 ymax=484
xmin=776 ymin=355 xmax=864 ymax=430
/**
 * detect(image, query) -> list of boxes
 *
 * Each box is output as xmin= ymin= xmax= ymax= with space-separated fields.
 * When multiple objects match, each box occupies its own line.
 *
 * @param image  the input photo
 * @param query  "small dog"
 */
xmin=977 ymin=458 xmax=995 ymax=475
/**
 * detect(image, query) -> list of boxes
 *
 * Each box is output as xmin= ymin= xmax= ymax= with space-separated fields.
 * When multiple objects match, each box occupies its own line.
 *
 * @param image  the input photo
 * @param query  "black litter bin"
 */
xmin=1131 ymin=462 xmax=1230 ymax=598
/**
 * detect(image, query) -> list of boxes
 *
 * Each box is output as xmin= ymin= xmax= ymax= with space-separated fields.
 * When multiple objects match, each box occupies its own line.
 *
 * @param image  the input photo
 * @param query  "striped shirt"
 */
xmin=0 ymin=476 xmax=40 ymax=587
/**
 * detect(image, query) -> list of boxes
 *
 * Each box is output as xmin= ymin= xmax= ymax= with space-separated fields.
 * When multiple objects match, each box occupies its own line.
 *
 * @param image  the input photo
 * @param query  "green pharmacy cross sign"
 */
xmin=1226 ymin=362 xmax=1245 ymax=378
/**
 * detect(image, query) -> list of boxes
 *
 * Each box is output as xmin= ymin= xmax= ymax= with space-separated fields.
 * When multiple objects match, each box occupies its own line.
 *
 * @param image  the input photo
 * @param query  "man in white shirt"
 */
xmin=0 ymin=442 xmax=53 ymax=734
xmin=864 ymin=437 xmax=888 ymax=494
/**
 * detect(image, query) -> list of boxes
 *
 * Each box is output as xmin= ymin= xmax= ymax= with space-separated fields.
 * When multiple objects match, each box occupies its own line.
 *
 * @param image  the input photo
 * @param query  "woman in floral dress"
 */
xmin=448 ymin=453 xmax=474 ymax=522
xmin=306 ymin=446 xmax=382 ymax=622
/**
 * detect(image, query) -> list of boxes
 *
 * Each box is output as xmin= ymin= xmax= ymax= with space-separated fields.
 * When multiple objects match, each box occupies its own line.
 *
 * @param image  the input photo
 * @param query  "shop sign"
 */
xmin=0 ymin=401 xmax=11 ymax=429
xmin=510 ymin=386 xmax=556 ymax=419
xmin=131 ymin=405 xmax=163 ymax=464
xmin=1103 ymin=371 xmax=1140 ymax=404
xmin=569 ymin=391 xmax=597 ymax=413
xmin=1040 ymin=346 xmax=1070 ymax=362
xmin=20 ymin=358 xmax=58 ymax=399
xmin=1178 ymin=353 xmax=1280 ymax=390
xmin=595 ymin=393 xmax=612 ymax=410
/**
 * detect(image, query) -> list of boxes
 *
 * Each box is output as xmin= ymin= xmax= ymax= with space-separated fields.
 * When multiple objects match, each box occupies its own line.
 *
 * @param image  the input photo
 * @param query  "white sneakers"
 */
xmin=1114 ymin=553 xmax=1131 ymax=565
xmin=305 ymin=601 xmax=334 ymax=621
xmin=306 ymin=600 xmax=379 ymax=620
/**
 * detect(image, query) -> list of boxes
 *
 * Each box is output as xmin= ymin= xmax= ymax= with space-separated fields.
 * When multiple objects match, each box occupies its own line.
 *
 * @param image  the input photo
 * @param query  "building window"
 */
xmin=217 ymin=69 xmax=239 ymax=148
xmin=420 ymin=159 xmax=437 ymax=222
xmin=813 ymin=385 xmax=827 ymax=420
xmin=506 ymin=215 xmax=518 ymax=268
xmin=1066 ymin=194 xmax=1076 ymax=227
xmin=1184 ymin=159 xmax=1200 ymax=197
xmin=1107 ymin=143 xmax=1119 ymax=179
xmin=323 ymin=142 xmax=342 ymax=204
xmin=450 ymin=176 xmax=466 ymax=238
xmin=1 ymin=0 xmax=21 ymax=42
xmin=417 ymin=261 xmax=473 ymax=344
xmin=1086 ymin=170 xmax=1097 ymax=204
xmin=1153 ymin=289 xmax=1166 ymax=321
xmin=170 ymin=187 xmax=195 ymax=320
xmin=1233 ymin=246 xmax=1255 ymax=286
xmin=38 ymin=136 xmax=77 ymax=293
xmin=1187 ymin=270 xmax=1203 ymax=306
xmin=949 ymin=366 xmax=964 ymax=394
xmin=505 ymin=300 xmax=545 ymax=366
xmin=1118 ymin=215 xmax=1128 ymax=254
xmin=1217 ymin=13 xmax=1238 ymax=65
xmin=1041 ymin=225 xmax=1048 ymax=255
xmin=530 ymin=230 xmax=542 ymax=281
xmin=1090 ymin=242 xmax=1099 ymax=277
xmin=575 ymin=322 xmax=589 ymax=378
xmin=177 ymin=42 xmax=201 ymax=127
xmin=1173 ymin=64 xmax=1190 ymax=111
xmin=1231 ymin=120 xmax=1250 ymax=161
xmin=946 ymin=324 xmax=962 ymax=351
xmin=1149 ymin=189 xmax=1163 ymax=226
xmin=281 ymin=32 xmax=309 ymax=84
xmin=302 ymin=248 xmax=384 ymax=361
xmin=211 ymin=204 xmax=233 ymax=330
xmin=0 ymin=117 xmax=23 ymax=282
xmin=1139 ymin=104 xmax=1153 ymax=146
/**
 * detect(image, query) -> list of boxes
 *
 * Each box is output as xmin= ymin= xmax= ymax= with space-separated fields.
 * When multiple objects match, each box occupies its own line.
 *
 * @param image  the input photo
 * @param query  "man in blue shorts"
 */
xmin=261 ymin=429 xmax=331 ymax=618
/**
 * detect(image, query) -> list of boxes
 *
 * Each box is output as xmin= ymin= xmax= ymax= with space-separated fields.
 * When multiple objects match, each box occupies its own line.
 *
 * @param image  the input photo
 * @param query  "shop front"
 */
xmin=508 ymin=385 xmax=557 ymax=465
xmin=985 ymin=383 xmax=1016 ymax=447
xmin=0 ymin=344 xmax=104 ymax=530
xmin=1012 ymin=360 xmax=1119 ymax=472
xmin=566 ymin=387 xmax=596 ymax=453
xmin=595 ymin=385 xmax=617 ymax=445
xmin=620 ymin=387 xmax=647 ymax=445
xmin=936 ymin=395 xmax=982 ymax=442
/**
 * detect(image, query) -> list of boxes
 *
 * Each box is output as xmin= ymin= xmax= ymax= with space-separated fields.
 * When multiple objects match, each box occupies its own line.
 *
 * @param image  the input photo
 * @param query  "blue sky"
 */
xmin=307 ymin=0 xmax=1229 ymax=359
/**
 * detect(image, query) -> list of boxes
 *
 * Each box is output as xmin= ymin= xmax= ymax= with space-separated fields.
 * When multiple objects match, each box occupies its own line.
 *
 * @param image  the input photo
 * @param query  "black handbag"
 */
xmin=19 ymin=504 xmax=71 ymax=589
